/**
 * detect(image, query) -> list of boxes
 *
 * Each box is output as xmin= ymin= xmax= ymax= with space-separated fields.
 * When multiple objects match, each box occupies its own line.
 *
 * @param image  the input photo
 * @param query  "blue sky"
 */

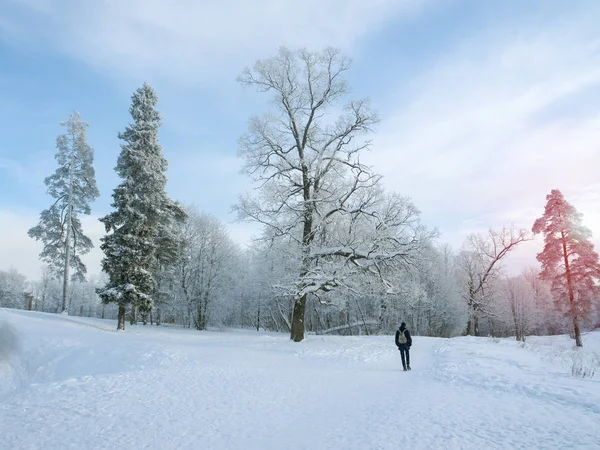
xmin=1 ymin=0 xmax=599 ymax=279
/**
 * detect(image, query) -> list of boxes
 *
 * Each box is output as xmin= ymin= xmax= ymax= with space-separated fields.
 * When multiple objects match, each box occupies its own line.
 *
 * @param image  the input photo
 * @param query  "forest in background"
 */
xmin=2 ymin=48 xmax=599 ymax=344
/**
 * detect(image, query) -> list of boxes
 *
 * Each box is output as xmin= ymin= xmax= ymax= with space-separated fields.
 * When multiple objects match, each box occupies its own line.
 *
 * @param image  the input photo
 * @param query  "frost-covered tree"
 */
xmin=69 ymin=277 xmax=103 ymax=317
xmin=458 ymin=227 xmax=530 ymax=336
xmin=173 ymin=208 xmax=238 ymax=329
xmin=236 ymin=48 xmax=432 ymax=342
xmin=532 ymin=189 xmax=600 ymax=347
xmin=233 ymin=238 xmax=298 ymax=332
xmin=411 ymin=244 xmax=465 ymax=337
xmin=499 ymin=275 xmax=539 ymax=342
xmin=0 ymin=268 xmax=27 ymax=309
xmin=98 ymin=82 xmax=185 ymax=331
xmin=28 ymin=112 xmax=99 ymax=313
xmin=521 ymin=267 xmax=557 ymax=335
xmin=30 ymin=266 xmax=62 ymax=313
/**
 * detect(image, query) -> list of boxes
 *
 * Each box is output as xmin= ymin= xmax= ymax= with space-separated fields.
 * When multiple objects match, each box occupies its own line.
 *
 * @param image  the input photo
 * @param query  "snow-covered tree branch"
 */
xmin=28 ymin=112 xmax=99 ymax=313
xmin=236 ymin=47 xmax=434 ymax=342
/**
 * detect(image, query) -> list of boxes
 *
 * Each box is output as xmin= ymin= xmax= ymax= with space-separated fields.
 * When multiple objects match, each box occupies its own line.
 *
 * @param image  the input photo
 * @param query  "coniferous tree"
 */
xmin=28 ymin=112 xmax=100 ymax=313
xmin=98 ymin=82 xmax=185 ymax=331
xmin=533 ymin=189 xmax=600 ymax=347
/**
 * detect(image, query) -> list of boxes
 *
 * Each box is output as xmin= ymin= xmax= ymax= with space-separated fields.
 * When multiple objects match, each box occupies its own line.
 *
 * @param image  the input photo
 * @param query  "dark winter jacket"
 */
xmin=395 ymin=326 xmax=412 ymax=348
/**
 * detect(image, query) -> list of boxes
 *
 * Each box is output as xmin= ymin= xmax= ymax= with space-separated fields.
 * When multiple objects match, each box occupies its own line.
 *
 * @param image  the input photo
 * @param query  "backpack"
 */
xmin=398 ymin=329 xmax=407 ymax=344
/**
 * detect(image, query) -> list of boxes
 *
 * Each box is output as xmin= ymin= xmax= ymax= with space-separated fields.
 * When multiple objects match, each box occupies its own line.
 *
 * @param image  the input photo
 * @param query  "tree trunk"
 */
xmin=377 ymin=297 xmax=387 ymax=333
xmin=465 ymin=310 xmax=472 ymax=336
xmin=117 ymin=305 xmax=126 ymax=331
xmin=572 ymin=314 xmax=582 ymax=347
xmin=62 ymin=221 xmax=72 ymax=314
xmin=513 ymin=315 xmax=521 ymax=341
xmin=196 ymin=301 xmax=206 ymax=330
xmin=61 ymin=147 xmax=75 ymax=315
xmin=25 ymin=293 xmax=34 ymax=311
xmin=290 ymin=294 xmax=307 ymax=342
xmin=129 ymin=305 xmax=137 ymax=325
xmin=561 ymin=232 xmax=583 ymax=347
xmin=290 ymin=159 xmax=314 ymax=342
xmin=256 ymin=302 xmax=260 ymax=331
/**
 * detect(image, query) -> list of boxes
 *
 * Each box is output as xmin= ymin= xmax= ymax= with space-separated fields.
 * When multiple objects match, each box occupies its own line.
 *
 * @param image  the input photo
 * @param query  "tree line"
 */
xmin=3 ymin=48 xmax=598 ymax=346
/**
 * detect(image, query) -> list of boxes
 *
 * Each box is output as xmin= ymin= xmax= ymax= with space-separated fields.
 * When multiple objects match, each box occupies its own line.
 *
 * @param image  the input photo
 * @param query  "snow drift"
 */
xmin=1 ymin=308 xmax=599 ymax=449
xmin=0 ymin=312 xmax=24 ymax=396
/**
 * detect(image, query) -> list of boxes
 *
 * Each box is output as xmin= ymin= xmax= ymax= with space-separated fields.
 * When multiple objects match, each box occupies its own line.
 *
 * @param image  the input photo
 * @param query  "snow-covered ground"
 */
xmin=1 ymin=309 xmax=599 ymax=449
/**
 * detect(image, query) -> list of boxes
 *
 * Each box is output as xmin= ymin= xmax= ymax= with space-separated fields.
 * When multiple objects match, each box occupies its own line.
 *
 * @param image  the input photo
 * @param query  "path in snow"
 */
xmin=1 ymin=309 xmax=599 ymax=449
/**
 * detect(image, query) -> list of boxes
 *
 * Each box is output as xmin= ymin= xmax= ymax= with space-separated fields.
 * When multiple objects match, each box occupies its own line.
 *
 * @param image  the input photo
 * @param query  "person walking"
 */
xmin=395 ymin=322 xmax=412 ymax=371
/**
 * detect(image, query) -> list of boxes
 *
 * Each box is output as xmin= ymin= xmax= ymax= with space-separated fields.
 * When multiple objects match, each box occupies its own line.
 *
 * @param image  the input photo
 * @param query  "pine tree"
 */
xmin=532 ymin=189 xmax=600 ymax=347
xmin=98 ymin=82 xmax=185 ymax=331
xmin=28 ymin=112 xmax=100 ymax=314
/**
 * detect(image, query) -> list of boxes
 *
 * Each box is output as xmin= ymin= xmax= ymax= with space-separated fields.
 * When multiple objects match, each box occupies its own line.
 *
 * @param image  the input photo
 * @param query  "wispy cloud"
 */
xmin=2 ymin=0 xmax=426 ymax=83
xmin=365 ymin=11 xmax=600 ymax=271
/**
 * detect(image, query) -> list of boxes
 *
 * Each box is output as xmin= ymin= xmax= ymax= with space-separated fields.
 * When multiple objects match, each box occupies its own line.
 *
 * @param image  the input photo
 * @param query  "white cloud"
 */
xmin=364 ymin=14 xmax=600 ymax=271
xmin=4 ymin=0 xmax=425 ymax=83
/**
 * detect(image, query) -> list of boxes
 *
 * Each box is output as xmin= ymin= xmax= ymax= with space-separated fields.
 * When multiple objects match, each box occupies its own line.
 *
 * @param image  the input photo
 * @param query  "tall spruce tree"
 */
xmin=533 ymin=189 xmax=600 ymax=347
xmin=98 ymin=82 xmax=185 ymax=331
xmin=28 ymin=112 xmax=100 ymax=314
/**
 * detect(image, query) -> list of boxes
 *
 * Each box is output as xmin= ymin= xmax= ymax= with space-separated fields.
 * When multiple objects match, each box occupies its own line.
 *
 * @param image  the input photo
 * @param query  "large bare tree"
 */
xmin=459 ymin=227 xmax=530 ymax=336
xmin=236 ymin=48 xmax=430 ymax=341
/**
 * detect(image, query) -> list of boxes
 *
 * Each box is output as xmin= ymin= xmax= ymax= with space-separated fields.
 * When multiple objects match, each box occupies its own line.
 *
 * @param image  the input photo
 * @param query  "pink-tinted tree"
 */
xmin=532 ymin=189 xmax=600 ymax=347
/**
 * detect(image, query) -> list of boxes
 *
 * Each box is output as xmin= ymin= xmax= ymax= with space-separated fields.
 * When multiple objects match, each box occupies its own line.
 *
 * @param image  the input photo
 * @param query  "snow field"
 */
xmin=1 ymin=309 xmax=599 ymax=449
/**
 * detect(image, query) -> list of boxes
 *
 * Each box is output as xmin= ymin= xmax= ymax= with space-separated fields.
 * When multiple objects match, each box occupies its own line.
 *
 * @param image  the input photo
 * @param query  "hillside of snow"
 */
xmin=1 ymin=308 xmax=599 ymax=449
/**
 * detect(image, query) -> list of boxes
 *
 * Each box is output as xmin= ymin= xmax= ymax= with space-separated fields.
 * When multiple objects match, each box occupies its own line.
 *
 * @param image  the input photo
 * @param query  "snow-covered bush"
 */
xmin=570 ymin=351 xmax=599 ymax=379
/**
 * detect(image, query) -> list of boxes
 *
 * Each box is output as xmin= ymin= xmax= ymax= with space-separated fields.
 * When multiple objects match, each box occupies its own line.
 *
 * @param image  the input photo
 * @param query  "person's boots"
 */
xmin=407 ymin=365 xmax=411 ymax=370
xmin=403 ymin=367 xmax=407 ymax=371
